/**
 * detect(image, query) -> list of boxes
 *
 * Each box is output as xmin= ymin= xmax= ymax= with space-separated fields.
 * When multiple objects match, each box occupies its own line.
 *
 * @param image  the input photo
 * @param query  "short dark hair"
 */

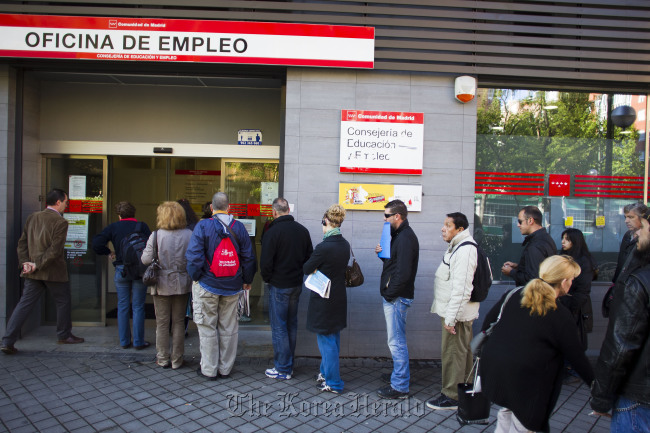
xmin=446 ymin=212 xmax=469 ymax=230
xmin=521 ymin=205 xmax=543 ymax=225
xmin=45 ymin=188 xmax=67 ymax=206
xmin=115 ymin=201 xmax=136 ymax=219
xmin=272 ymin=197 xmax=290 ymax=214
xmin=385 ymin=199 xmax=408 ymax=219
xmin=202 ymin=201 xmax=212 ymax=219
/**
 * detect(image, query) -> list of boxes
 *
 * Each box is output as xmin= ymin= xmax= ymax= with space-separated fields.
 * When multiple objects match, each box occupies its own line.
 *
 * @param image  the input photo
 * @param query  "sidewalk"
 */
xmin=0 ymin=326 xmax=611 ymax=432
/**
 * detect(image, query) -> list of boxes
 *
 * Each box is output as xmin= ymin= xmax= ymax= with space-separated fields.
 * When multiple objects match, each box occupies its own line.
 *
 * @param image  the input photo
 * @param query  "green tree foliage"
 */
xmin=476 ymin=90 xmax=642 ymax=177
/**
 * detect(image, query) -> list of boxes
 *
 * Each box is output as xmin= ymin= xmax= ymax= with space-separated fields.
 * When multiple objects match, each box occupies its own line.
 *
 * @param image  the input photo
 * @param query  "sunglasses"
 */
xmin=322 ymin=218 xmax=327 ymax=226
xmin=517 ymin=217 xmax=531 ymax=224
xmin=384 ymin=213 xmax=395 ymax=219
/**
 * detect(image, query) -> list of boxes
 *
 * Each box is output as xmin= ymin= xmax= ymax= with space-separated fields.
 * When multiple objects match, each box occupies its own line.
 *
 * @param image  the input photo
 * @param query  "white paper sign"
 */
xmin=68 ymin=175 xmax=86 ymax=199
xmin=64 ymin=214 xmax=89 ymax=250
xmin=260 ymin=182 xmax=279 ymax=205
xmin=237 ymin=218 xmax=256 ymax=237
xmin=340 ymin=110 xmax=424 ymax=175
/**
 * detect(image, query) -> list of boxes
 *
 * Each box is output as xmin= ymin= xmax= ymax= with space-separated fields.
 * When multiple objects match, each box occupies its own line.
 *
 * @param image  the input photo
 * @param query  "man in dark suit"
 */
xmin=1 ymin=189 xmax=84 ymax=354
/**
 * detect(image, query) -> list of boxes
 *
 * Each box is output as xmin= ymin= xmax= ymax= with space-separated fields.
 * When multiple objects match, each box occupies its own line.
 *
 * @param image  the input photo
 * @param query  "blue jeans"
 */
xmin=383 ymin=297 xmax=412 ymax=393
xmin=114 ymin=265 xmax=147 ymax=347
xmin=317 ymin=332 xmax=343 ymax=392
xmin=612 ymin=396 xmax=650 ymax=433
xmin=268 ymin=285 xmax=302 ymax=373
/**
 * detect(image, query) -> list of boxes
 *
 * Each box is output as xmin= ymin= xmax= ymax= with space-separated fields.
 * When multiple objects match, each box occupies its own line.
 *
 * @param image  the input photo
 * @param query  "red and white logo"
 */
xmin=549 ymin=174 xmax=571 ymax=196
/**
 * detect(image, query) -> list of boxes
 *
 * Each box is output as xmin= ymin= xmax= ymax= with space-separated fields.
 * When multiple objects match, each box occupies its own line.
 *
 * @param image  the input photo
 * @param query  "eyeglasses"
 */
xmin=384 ymin=213 xmax=395 ymax=219
xmin=518 ymin=217 xmax=531 ymax=225
xmin=321 ymin=219 xmax=327 ymax=226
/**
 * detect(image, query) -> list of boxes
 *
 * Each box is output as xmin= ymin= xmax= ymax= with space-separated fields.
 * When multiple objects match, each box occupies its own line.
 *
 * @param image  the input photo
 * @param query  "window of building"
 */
xmin=475 ymin=89 xmax=647 ymax=282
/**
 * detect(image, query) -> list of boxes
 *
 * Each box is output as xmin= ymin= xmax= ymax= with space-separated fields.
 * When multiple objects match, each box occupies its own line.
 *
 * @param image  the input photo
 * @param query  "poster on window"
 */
xmin=339 ymin=110 xmax=424 ymax=175
xmin=64 ymin=214 xmax=89 ymax=250
xmin=338 ymin=183 xmax=422 ymax=211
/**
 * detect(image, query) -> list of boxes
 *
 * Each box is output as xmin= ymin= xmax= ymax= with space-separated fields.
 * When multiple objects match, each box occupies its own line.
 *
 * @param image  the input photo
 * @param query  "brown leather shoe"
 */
xmin=0 ymin=344 xmax=17 ymax=355
xmin=57 ymin=334 xmax=84 ymax=344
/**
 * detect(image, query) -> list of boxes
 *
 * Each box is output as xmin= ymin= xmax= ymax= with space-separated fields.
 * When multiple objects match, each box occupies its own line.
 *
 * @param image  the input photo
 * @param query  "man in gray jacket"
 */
xmin=428 ymin=212 xmax=480 ymax=410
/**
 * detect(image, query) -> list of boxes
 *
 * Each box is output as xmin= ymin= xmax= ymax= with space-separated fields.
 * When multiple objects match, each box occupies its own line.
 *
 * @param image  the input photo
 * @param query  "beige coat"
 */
xmin=17 ymin=209 xmax=69 ymax=282
xmin=431 ymin=230 xmax=480 ymax=326
xmin=141 ymin=228 xmax=193 ymax=296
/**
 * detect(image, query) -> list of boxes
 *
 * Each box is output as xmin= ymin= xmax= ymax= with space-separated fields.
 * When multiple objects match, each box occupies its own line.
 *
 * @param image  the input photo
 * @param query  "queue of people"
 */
xmin=2 ymin=188 xmax=648 ymax=432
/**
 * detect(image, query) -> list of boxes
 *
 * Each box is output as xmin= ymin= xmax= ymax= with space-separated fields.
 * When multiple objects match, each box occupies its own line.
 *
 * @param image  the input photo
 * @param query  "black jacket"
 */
xmin=303 ymin=234 xmax=350 ymax=334
xmin=613 ymin=230 xmax=636 ymax=284
xmin=591 ymin=264 xmax=650 ymax=413
xmin=379 ymin=220 xmax=419 ymax=302
xmin=260 ymin=215 xmax=313 ymax=288
xmin=509 ymin=228 xmax=556 ymax=286
xmin=92 ymin=219 xmax=151 ymax=266
xmin=558 ymin=254 xmax=595 ymax=349
xmin=481 ymin=289 xmax=594 ymax=432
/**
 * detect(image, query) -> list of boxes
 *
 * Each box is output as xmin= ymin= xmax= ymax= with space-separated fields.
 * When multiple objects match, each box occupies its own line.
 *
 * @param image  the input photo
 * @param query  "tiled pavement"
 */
xmin=0 ymin=327 xmax=612 ymax=432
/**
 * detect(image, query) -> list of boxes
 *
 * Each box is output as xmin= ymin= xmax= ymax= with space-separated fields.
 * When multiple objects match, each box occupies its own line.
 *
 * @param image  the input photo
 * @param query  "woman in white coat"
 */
xmin=142 ymin=201 xmax=193 ymax=369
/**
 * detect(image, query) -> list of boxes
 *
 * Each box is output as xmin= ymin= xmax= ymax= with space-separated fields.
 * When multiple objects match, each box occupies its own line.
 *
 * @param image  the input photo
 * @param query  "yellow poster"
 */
xmin=564 ymin=216 xmax=574 ymax=227
xmin=339 ymin=183 xmax=422 ymax=211
xmin=596 ymin=216 xmax=606 ymax=227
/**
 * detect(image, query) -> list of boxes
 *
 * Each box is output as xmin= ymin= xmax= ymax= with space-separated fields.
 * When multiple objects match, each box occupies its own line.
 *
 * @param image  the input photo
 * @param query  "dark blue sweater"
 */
xmin=92 ymin=219 xmax=151 ymax=266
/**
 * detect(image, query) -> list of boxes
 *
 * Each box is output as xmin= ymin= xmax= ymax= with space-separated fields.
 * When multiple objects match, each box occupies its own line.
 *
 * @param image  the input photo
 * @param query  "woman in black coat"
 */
xmin=303 ymin=204 xmax=350 ymax=394
xmin=480 ymin=255 xmax=594 ymax=433
xmin=559 ymin=228 xmax=596 ymax=350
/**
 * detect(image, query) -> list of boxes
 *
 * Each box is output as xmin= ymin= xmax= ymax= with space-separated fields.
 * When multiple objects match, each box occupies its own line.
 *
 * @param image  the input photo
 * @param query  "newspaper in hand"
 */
xmin=305 ymin=270 xmax=331 ymax=298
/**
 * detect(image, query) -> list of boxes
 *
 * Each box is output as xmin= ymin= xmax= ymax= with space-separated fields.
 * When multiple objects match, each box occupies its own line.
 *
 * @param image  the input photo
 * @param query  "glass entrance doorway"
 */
xmin=45 ymin=155 xmax=279 ymax=327
xmin=45 ymin=156 xmax=107 ymax=325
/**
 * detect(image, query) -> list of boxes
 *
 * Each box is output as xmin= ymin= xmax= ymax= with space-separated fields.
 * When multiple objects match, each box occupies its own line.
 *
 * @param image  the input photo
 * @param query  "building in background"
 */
xmin=0 ymin=1 xmax=648 ymax=358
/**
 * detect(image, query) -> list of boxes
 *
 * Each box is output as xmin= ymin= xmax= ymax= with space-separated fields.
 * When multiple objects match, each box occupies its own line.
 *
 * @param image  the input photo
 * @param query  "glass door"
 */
xmin=44 ymin=156 xmax=107 ymax=325
xmin=222 ymin=159 xmax=280 ymax=326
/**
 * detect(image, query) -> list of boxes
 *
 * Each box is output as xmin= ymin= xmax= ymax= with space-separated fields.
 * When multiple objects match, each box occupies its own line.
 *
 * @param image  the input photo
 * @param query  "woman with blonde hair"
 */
xmin=141 ymin=202 xmax=193 ymax=369
xmin=479 ymin=255 xmax=595 ymax=433
xmin=303 ymin=204 xmax=350 ymax=394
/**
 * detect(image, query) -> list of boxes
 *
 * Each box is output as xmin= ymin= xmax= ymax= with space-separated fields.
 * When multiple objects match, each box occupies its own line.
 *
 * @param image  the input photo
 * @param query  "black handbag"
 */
xmin=142 ymin=231 xmax=161 ymax=286
xmin=345 ymin=248 xmax=364 ymax=287
xmin=457 ymin=357 xmax=491 ymax=426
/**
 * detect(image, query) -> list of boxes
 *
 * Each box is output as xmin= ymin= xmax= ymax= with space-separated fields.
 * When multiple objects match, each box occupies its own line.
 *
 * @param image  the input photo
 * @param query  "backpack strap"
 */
xmin=212 ymin=216 xmax=242 ymax=260
xmin=443 ymin=240 xmax=476 ymax=266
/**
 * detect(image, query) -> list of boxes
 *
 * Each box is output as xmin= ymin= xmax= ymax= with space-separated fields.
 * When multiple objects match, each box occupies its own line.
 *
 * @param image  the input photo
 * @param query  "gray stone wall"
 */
xmin=285 ymin=68 xmax=477 ymax=358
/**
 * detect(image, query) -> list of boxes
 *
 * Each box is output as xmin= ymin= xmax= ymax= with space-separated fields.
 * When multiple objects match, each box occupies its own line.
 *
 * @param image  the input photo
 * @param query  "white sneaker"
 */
xmin=317 ymin=382 xmax=340 ymax=394
xmin=265 ymin=367 xmax=291 ymax=380
xmin=314 ymin=373 xmax=325 ymax=383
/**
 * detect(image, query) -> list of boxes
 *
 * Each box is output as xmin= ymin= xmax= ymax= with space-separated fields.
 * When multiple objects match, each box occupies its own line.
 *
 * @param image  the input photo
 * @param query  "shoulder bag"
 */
xmin=345 ymin=248 xmax=364 ymax=287
xmin=142 ymin=231 xmax=161 ymax=287
xmin=470 ymin=287 xmax=522 ymax=355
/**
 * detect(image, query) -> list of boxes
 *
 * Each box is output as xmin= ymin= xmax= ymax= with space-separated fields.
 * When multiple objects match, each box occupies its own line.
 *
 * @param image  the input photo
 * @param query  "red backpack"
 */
xmin=209 ymin=218 xmax=240 ymax=278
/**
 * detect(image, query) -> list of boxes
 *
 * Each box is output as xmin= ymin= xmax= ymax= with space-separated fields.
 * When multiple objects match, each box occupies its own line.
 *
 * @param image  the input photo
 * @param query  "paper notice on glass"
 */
xmin=68 ymin=175 xmax=86 ymax=200
xmin=64 ymin=213 xmax=89 ymax=250
xmin=305 ymin=270 xmax=331 ymax=298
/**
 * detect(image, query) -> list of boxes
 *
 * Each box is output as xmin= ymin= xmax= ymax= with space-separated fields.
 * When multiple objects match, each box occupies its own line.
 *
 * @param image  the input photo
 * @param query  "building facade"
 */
xmin=1 ymin=1 xmax=648 ymax=358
